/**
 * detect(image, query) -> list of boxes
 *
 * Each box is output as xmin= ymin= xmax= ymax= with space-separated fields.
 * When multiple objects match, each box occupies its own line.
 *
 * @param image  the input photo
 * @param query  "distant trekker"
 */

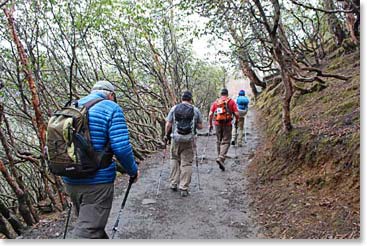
xmin=164 ymin=91 xmax=203 ymax=197
xmin=209 ymin=88 xmax=239 ymax=171
xmin=231 ymin=90 xmax=250 ymax=147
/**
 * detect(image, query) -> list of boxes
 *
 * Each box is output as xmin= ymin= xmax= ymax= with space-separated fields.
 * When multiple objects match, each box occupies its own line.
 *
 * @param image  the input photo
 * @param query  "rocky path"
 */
xmin=106 ymin=109 xmax=261 ymax=239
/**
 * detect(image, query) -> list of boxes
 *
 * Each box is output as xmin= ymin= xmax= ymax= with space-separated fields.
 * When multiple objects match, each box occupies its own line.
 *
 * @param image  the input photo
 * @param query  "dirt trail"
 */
xmin=106 ymin=109 xmax=261 ymax=239
xmin=19 ymin=108 xmax=262 ymax=240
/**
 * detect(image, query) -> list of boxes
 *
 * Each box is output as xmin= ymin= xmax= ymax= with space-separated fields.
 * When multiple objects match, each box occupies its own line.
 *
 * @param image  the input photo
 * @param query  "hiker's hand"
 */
xmin=163 ymin=135 xmax=171 ymax=145
xmin=130 ymin=170 xmax=140 ymax=183
xmin=209 ymin=125 xmax=213 ymax=133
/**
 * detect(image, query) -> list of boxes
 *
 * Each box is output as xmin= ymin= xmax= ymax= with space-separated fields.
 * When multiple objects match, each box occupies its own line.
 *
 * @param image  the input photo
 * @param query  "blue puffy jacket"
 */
xmin=237 ymin=96 xmax=250 ymax=110
xmin=63 ymin=92 xmax=138 ymax=185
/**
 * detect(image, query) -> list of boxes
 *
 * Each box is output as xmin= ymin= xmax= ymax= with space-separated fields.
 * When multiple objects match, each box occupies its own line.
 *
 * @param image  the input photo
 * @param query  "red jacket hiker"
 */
xmin=208 ymin=89 xmax=240 ymax=171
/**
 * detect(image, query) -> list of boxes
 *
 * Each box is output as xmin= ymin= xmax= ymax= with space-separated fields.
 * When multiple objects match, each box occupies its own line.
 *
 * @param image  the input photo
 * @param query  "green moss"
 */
xmin=346 ymin=132 xmax=360 ymax=149
xmin=326 ymin=56 xmax=345 ymax=71
xmin=325 ymin=99 xmax=357 ymax=117
xmin=341 ymin=38 xmax=358 ymax=51
xmin=325 ymin=41 xmax=338 ymax=54
xmin=254 ymin=47 xmax=359 ymax=196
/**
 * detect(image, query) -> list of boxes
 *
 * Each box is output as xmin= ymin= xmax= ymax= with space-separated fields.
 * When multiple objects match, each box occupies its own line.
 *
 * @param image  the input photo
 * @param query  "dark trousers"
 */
xmin=65 ymin=183 xmax=114 ymax=239
xmin=215 ymin=125 xmax=232 ymax=162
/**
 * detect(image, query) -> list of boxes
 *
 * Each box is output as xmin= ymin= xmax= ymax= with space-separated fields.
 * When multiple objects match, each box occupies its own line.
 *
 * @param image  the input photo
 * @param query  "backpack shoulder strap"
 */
xmin=225 ymin=98 xmax=233 ymax=114
xmin=84 ymin=98 xmax=105 ymax=110
xmin=173 ymin=103 xmax=181 ymax=116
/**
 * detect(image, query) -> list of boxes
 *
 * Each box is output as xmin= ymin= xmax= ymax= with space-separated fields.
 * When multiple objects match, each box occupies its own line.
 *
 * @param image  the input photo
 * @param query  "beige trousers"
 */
xmin=169 ymin=140 xmax=194 ymax=191
xmin=215 ymin=125 xmax=232 ymax=162
xmin=232 ymin=115 xmax=246 ymax=145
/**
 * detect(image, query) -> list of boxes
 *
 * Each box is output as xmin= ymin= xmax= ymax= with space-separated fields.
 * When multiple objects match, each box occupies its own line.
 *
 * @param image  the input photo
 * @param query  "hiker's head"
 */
xmin=181 ymin=91 xmax=193 ymax=102
xmin=220 ymin=88 xmax=228 ymax=96
xmin=92 ymin=80 xmax=116 ymax=101
xmin=239 ymin=90 xmax=245 ymax=96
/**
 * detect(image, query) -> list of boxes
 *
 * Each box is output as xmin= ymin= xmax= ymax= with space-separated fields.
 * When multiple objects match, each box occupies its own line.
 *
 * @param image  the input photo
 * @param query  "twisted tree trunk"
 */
xmin=0 ymin=200 xmax=24 ymax=236
xmin=0 ymin=214 xmax=13 ymax=239
xmin=0 ymin=160 xmax=34 ymax=226
xmin=323 ymin=0 xmax=346 ymax=45
xmin=4 ymin=7 xmax=61 ymax=211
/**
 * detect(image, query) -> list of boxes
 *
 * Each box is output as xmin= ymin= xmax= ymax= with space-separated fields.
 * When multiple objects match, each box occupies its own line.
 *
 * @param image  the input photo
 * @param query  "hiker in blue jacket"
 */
xmin=231 ymin=90 xmax=250 ymax=147
xmin=63 ymin=80 xmax=140 ymax=239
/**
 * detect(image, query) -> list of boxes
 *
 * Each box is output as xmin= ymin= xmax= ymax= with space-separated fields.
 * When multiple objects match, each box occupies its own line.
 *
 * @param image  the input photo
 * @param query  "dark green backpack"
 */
xmin=45 ymin=99 xmax=112 ymax=178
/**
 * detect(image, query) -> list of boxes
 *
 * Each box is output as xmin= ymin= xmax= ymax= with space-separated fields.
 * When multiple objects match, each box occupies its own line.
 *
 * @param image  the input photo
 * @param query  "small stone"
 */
xmin=142 ymin=199 xmax=157 ymax=205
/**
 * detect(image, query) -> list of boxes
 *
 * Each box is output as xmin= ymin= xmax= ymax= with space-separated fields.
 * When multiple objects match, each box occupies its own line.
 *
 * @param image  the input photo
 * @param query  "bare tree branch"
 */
xmin=289 ymin=0 xmax=354 ymax=13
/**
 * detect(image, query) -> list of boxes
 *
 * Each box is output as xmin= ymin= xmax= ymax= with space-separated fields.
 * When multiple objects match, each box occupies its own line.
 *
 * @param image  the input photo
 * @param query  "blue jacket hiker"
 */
xmin=236 ymin=90 xmax=250 ymax=111
xmin=231 ymin=90 xmax=250 ymax=147
xmin=63 ymin=80 xmax=140 ymax=239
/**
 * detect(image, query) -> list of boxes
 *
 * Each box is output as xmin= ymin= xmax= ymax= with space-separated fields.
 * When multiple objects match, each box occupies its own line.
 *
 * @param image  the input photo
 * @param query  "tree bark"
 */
xmin=323 ymin=0 xmax=346 ymax=45
xmin=0 ymin=201 xmax=23 ymax=235
xmin=0 ymin=199 xmax=24 ymax=235
xmin=280 ymin=72 xmax=293 ymax=131
xmin=239 ymin=59 xmax=266 ymax=91
xmin=0 ymin=160 xmax=35 ymax=226
xmin=146 ymin=37 xmax=177 ymax=110
xmin=253 ymin=0 xmax=294 ymax=131
xmin=3 ymin=8 xmax=47 ymax=149
xmin=0 ymin=105 xmax=40 ymax=223
xmin=249 ymin=80 xmax=259 ymax=99
xmin=0 ymin=214 xmax=13 ymax=239
xmin=4 ymin=8 xmax=59 ymax=212
xmin=341 ymin=0 xmax=359 ymax=45
xmin=226 ymin=18 xmax=266 ymax=91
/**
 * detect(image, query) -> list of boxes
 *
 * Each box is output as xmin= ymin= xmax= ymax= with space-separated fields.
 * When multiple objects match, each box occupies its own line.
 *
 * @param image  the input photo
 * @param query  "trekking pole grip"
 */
xmin=129 ymin=175 xmax=137 ymax=184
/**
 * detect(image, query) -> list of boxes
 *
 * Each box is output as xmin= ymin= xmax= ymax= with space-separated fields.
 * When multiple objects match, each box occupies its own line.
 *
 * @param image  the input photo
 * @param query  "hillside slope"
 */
xmin=247 ymin=46 xmax=360 ymax=239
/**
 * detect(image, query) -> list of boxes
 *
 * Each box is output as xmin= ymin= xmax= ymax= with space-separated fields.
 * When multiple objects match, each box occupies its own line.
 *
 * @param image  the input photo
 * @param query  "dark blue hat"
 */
xmin=239 ymin=90 xmax=245 ymax=96
xmin=182 ymin=91 xmax=192 ymax=100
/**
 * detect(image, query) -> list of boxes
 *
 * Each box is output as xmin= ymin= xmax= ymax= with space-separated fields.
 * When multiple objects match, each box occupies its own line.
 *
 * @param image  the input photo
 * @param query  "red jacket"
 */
xmin=210 ymin=96 xmax=239 ymax=126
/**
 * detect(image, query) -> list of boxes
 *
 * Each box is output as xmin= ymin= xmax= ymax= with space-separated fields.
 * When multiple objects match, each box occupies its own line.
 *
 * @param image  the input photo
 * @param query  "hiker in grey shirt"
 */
xmin=164 ymin=91 xmax=203 ymax=197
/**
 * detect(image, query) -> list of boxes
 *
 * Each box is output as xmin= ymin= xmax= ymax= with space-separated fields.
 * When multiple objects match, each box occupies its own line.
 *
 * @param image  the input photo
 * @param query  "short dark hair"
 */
xmin=221 ymin=88 xmax=228 ymax=96
xmin=181 ymin=91 xmax=192 ymax=101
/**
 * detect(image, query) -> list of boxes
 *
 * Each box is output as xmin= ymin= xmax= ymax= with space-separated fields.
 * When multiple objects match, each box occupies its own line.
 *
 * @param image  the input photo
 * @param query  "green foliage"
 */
xmin=0 ymin=0 xmax=229 ymax=218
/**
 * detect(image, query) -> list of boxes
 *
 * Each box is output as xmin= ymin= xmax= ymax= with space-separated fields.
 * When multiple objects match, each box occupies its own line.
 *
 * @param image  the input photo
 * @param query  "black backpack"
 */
xmin=174 ymin=103 xmax=195 ymax=135
xmin=45 ymin=98 xmax=113 ymax=178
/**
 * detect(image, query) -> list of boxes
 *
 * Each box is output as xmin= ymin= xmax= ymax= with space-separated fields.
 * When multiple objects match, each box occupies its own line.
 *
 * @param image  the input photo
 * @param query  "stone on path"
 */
xmin=142 ymin=198 xmax=157 ymax=205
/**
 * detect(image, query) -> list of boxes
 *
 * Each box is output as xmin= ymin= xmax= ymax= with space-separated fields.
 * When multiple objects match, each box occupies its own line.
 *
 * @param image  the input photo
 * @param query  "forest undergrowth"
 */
xmin=247 ymin=44 xmax=360 ymax=239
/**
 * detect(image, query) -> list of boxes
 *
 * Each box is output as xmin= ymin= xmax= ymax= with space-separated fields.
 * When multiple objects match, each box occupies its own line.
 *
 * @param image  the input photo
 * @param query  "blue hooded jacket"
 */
xmin=63 ymin=92 xmax=138 ymax=185
xmin=237 ymin=96 xmax=250 ymax=110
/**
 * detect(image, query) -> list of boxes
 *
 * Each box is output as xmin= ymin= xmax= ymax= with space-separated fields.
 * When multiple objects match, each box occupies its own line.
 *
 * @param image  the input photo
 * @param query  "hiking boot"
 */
xmin=216 ymin=158 xmax=225 ymax=171
xmin=170 ymin=183 xmax=178 ymax=191
xmin=231 ymin=140 xmax=235 ymax=145
xmin=180 ymin=190 xmax=189 ymax=197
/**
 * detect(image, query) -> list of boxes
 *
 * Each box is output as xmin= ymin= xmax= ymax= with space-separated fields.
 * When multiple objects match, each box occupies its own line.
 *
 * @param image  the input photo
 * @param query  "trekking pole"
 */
xmin=195 ymin=142 xmax=201 ymax=190
xmin=63 ymin=202 xmax=72 ymax=239
xmin=244 ymin=114 xmax=247 ymax=143
xmin=111 ymin=176 xmax=135 ymax=239
xmin=200 ymin=128 xmax=211 ymax=163
xmin=156 ymin=145 xmax=167 ymax=196
xmin=234 ymin=127 xmax=238 ymax=159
